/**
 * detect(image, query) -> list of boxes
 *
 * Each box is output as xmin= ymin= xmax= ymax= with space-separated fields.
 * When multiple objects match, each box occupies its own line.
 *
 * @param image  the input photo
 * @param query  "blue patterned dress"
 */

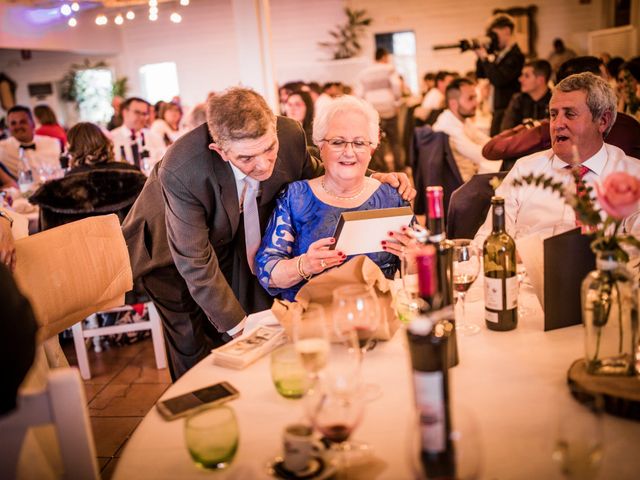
xmin=255 ymin=180 xmax=407 ymax=300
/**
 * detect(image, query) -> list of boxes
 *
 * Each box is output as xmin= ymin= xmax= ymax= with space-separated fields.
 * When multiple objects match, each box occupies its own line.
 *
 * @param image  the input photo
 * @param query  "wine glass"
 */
xmin=305 ymin=369 xmax=366 ymax=477
xmin=293 ymin=305 xmax=330 ymax=383
xmin=332 ymin=284 xmax=381 ymax=357
xmin=552 ymin=399 xmax=604 ymax=480
xmin=452 ymin=239 xmax=481 ymax=336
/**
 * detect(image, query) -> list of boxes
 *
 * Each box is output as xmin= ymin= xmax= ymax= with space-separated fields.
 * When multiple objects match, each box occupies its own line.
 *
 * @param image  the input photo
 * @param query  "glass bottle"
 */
xmin=581 ymin=250 xmax=638 ymax=376
xmin=17 ymin=146 xmax=35 ymax=196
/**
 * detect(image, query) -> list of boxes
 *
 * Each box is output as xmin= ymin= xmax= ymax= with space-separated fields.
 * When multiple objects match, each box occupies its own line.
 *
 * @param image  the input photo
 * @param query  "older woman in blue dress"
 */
xmin=255 ymin=95 xmax=412 ymax=301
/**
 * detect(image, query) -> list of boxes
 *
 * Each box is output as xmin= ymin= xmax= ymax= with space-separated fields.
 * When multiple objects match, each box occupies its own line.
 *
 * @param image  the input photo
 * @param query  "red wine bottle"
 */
xmin=424 ymin=186 xmax=457 ymax=367
xmin=408 ymin=247 xmax=456 ymax=479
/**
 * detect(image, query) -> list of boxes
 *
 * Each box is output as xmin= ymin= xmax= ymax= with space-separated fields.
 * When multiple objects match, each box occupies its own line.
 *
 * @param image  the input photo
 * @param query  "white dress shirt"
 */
xmin=432 ymin=109 xmax=501 ymax=181
xmin=421 ymin=88 xmax=445 ymax=112
xmin=473 ymin=143 xmax=640 ymax=248
xmin=109 ymin=125 xmax=166 ymax=172
xmin=150 ymin=119 xmax=185 ymax=145
xmin=0 ymin=135 xmax=61 ymax=178
xmin=355 ymin=63 xmax=402 ymax=119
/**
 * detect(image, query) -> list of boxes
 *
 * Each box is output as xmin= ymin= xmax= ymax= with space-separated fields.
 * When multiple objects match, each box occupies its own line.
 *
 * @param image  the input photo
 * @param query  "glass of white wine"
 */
xmin=552 ymin=399 xmax=604 ymax=480
xmin=452 ymin=239 xmax=481 ymax=336
xmin=293 ymin=305 xmax=330 ymax=383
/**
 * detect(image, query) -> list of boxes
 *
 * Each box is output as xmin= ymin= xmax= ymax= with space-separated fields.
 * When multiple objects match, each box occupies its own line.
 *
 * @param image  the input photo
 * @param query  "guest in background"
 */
xmin=67 ymin=122 xmax=138 ymax=172
xmin=432 ymin=78 xmax=500 ymax=181
xmin=151 ymin=102 xmax=184 ymax=146
xmin=315 ymin=82 xmax=344 ymax=113
xmin=109 ymin=97 xmax=166 ymax=171
xmin=474 ymin=13 xmax=525 ymax=136
xmin=415 ymin=70 xmax=455 ymax=123
xmin=421 ymin=72 xmax=436 ymax=97
xmin=500 ymin=60 xmax=552 ymax=132
xmin=183 ymin=102 xmax=207 ymax=132
xmin=474 ymin=72 xmax=640 ymax=248
xmin=617 ymin=58 xmax=640 ymax=121
xmin=548 ymin=38 xmax=577 ymax=77
xmin=107 ymin=95 xmax=124 ymax=131
xmin=284 ymin=90 xmax=315 ymax=146
xmin=255 ymin=95 xmax=408 ymax=301
xmin=0 ymin=105 xmax=61 ymax=178
xmin=33 ymin=104 xmax=67 ymax=150
xmin=356 ymin=47 xmax=404 ymax=170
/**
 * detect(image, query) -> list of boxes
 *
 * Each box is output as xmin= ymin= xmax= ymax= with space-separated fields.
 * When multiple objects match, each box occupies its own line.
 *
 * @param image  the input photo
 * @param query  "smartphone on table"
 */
xmin=156 ymin=381 xmax=239 ymax=420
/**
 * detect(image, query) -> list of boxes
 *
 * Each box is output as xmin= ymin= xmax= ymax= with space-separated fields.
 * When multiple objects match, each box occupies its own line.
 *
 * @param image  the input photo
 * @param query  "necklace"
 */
xmin=321 ymin=178 xmax=366 ymax=200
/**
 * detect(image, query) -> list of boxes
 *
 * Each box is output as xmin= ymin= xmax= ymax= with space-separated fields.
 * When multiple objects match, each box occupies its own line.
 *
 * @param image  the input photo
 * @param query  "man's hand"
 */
xmin=372 ymin=172 xmax=417 ymax=202
xmin=473 ymin=46 xmax=489 ymax=61
xmin=0 ymin=217 xmax=16 ymax=272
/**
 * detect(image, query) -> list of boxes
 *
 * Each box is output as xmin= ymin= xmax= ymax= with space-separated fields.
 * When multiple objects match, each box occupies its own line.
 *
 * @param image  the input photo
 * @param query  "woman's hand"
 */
xmin=371 ymin=172 xmax=417 ymax=202
xmin=381 ymin=226 xmax=418 ymax=257
xmin=0 ymin=217 xmax=16 ymax=272
xmin=302 ymin=237 xmax=346 ymax=274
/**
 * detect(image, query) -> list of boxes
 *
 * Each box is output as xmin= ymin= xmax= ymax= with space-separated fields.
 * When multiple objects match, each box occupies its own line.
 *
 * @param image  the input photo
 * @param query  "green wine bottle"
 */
xmin=483 ymin=196 xmax=518 ymax=331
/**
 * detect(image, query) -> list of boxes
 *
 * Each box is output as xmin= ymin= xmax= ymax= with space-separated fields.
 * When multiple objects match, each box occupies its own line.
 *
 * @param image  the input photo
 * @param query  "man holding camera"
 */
xmin=474 ymin=13 xmax=525 ymax=136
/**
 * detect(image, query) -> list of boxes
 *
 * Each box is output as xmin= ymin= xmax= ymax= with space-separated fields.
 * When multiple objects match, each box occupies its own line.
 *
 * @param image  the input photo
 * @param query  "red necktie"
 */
xmin=564 ymin=165 xmax=591 ymax=229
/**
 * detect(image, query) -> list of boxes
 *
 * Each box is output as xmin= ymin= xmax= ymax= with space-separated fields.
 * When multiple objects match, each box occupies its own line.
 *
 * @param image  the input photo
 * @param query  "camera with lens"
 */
xmin=433 ymin=30 xmax=499 ymax=54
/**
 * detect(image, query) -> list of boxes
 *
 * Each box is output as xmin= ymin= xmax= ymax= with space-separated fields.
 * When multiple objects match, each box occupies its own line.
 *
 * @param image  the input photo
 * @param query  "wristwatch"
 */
xmin=0 ymin=209 xmax=13 ymax=228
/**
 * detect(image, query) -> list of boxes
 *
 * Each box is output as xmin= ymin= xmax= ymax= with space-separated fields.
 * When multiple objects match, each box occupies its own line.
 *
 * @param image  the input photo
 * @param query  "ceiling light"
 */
xmin=126 ymin=10 xmax=135 ymax=20
xmin=179 ymin=0 xmax=190 ymax=5
xmin=114 ymin=14 xmax=124 ymax=25
xmin=149 ymin=6 xmax=158 ymax=14
xmin=68 ymin=17 xmax=77 ymax=27
xmin=148 ymin=0 xmax=158 ymax=6
xmin=60 ymin=4 xmax=72 ymax=16
xmin=170 ymin=12 xmax=182 ymax=23
xmin=71 ymin=2 xmax=80 ymax=12
xmin=95 ymin=14 xmax=108 ymax=26
xmin=149 ymin=13 xmax=158 ymax=21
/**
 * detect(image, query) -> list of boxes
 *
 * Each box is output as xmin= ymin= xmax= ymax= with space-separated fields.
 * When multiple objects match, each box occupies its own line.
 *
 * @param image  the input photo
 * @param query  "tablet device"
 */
xmin=330 ymin=206 xmax=414 ymax=256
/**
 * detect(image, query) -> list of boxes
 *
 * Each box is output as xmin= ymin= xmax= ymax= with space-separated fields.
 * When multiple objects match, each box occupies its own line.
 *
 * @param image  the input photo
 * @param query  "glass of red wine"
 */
xmin=305 ymin=369 xmax=366 ymax=477
xmin=332 ymin=284 xmax=381 ymax=356
xmin=452 ymin=239 xmax=481 ymax=336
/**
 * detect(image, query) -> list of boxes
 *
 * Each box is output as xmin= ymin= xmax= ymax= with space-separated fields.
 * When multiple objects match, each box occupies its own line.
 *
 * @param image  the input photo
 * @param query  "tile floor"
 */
xmin=62 ymin=337 xmax=171 ymax=479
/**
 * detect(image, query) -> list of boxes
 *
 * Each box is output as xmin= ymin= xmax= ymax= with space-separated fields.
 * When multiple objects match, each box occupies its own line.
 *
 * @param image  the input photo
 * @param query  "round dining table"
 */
xmin=113 ymin=279 xmax=640 ymax=479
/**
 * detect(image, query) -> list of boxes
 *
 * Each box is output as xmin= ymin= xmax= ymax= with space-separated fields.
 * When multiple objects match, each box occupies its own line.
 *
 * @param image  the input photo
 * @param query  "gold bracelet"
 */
xmin=296 ymin=254 xmax=312 ymax=280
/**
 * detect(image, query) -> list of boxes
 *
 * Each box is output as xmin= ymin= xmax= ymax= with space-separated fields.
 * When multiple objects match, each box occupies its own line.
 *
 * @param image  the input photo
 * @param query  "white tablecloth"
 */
xmin=113 ymin=281 xmax=640 ymax=479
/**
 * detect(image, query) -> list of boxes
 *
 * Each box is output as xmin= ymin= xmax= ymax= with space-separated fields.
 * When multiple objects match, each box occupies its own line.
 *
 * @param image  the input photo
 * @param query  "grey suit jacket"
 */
xmin=122 ymin=117 xmax=322 ymax=332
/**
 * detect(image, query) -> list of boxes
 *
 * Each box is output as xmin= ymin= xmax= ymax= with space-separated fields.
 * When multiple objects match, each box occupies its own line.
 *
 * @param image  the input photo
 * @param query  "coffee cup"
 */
xmin=282 ymin=423 xmax=322 ymax=473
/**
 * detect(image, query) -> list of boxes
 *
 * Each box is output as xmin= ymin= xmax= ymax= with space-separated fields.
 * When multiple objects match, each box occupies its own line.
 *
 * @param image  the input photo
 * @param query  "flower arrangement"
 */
xmin=510 ymin=165 xmax=640 ymax=262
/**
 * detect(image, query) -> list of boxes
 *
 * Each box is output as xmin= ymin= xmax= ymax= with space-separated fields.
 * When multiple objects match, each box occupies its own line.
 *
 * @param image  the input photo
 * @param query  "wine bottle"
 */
xmin=483 ymin=196 xmax=518 ymax=331
xmin=17 ymin=147 xmax=35 ymax=196
xmin=408 ymin=247 xmax=456 ymax=479
xmin=425 ymin=186 xmax=458 ymax=367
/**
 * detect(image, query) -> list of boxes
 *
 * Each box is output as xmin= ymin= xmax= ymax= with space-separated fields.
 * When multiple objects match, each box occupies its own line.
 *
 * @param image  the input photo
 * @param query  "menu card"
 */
xmin=543 ymin=228 xmax=595 ymax=331
xmin=212 ymin=325 xmax=286 ymax=369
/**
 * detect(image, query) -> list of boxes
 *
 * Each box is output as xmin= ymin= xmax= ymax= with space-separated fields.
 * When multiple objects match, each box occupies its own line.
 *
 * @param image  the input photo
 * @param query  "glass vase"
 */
xmin=581 ymin=251 xmax=638 ymax=376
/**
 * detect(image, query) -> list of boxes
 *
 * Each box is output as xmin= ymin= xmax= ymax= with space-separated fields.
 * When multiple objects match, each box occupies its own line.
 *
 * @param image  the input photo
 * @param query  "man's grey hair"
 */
xmin=553 ymin=72 xmax=617 ymax=136
xmin=312 ymin=95 xmax=380 ymax=148
xmin=206 ymin=87 xmax=276 ymax=148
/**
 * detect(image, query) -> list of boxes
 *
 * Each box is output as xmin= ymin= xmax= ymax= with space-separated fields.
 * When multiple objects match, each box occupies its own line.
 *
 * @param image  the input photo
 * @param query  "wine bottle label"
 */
xmin=413 ymin=371 xmax=445 ymax=453
xmin=484 ymin=276 xmax=517 ymax=310
xmin=485 ymin=310 xmax=499 ymax=323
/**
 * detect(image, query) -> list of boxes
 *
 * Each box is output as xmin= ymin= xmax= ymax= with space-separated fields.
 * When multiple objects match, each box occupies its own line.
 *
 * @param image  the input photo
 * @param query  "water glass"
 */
xmin=271 ymin=344 xmax=309 ymax=399
xmin=185 ymin=405 xmax=239 ymax=470
xmin=293 ymin=305 xmax=330 ymax=379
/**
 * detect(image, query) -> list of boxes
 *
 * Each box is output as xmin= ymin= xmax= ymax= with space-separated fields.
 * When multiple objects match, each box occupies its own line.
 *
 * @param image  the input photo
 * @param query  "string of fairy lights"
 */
xmin=61 ymin=0 xmax=189 ymax=28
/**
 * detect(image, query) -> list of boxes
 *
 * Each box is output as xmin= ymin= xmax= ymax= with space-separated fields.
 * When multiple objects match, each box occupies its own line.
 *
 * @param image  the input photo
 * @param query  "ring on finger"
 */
xmin=320 ymin=259 xmax=327 ymax=269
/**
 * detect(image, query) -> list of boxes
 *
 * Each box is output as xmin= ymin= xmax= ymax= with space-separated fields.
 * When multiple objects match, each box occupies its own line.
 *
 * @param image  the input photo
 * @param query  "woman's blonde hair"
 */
xmin=67 ymin=122 xmax=115 ymax=167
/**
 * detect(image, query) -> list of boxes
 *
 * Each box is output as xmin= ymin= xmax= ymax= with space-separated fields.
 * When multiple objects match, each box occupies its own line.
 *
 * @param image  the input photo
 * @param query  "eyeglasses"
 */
xmin=322 ymin=138 xmax=373 ymax=153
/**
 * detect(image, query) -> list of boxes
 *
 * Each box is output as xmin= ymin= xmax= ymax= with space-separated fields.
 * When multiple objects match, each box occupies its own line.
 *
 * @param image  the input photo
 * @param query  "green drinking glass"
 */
xmin=185 ymin=405 xmax=239 ymax=470
xmin=271 ymin=344 xmax=309 ymax=399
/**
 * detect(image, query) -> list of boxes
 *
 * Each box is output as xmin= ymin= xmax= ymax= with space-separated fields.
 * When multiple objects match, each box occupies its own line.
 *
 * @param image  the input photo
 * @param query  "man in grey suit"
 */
xmin=123 ymin=88 xmax=414 ymax=379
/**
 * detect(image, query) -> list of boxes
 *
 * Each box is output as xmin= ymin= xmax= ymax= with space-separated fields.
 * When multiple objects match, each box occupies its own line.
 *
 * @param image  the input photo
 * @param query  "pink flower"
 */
xmin=595 ymin=172 xmax=640 ymax=220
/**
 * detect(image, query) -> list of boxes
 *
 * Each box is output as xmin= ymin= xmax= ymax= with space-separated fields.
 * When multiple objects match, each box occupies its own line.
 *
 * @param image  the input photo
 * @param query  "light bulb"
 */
xmin=149 ymin=6 xmax=158 ymax=14
xmin=179 ymin=0 xmax=190 ymax=5
xmin=95 ymin=14 xmax=108 ymax=26
xmin=126 ymin=10 xmax=135 ymax=20
xmin=71 ymin=2 xmax=80 ymax=12
xmin=114 ymin=14 xmax=124 ymax=25
xmin=68 ymin=17 xmax=77 ymax=27
xmin=60 ymin=4 xmax=72 ymax=16
xmin=148 ymin=0 xmax=158 ymax=6
xmin=170 ymin=12 xmax=182 ymax=23
xmin=149 ymin=13 xmax=158 ymax=21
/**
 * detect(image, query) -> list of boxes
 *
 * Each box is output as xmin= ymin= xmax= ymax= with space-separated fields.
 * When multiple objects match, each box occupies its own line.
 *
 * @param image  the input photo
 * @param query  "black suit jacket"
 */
xmin=476 ymin=43 xmax=525 ymax=111
xmin=122 ymin=117 xmax=322 ymax=332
